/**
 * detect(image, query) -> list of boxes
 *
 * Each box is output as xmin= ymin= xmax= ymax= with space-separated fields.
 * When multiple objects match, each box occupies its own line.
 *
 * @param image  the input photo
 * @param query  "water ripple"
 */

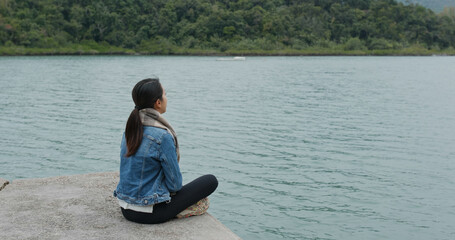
xmin=1 ymin=56 xmax=455 ymax=239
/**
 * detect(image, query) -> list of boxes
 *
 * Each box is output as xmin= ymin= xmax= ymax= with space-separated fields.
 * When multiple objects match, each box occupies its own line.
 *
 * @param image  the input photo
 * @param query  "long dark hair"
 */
xmin=125 ymin=78 xmax=163 ymax=157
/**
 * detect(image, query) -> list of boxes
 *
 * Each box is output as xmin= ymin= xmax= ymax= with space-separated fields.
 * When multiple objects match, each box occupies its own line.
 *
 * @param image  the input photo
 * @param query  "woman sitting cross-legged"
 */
xmin=114 ymin=78 xmax=218 ymax=224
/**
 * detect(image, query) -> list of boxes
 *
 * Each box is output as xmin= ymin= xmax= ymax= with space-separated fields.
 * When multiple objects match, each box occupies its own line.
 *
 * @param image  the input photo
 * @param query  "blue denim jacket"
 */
xmin=113 ymin=126 xmax=182 ymax=206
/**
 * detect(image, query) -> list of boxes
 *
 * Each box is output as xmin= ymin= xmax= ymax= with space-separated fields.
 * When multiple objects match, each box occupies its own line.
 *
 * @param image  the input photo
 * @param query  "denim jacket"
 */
xmin=114 ymin=126 xmax=182 ymax=206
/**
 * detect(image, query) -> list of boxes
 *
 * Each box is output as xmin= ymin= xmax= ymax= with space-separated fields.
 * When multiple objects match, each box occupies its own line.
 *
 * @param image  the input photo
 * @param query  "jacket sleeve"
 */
xmin=159 ymin=132 xmax=183 ymax=192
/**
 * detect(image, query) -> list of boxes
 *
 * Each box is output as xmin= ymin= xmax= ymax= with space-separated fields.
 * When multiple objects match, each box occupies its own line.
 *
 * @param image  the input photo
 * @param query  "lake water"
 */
xmin=1 ymin=56 xmax=454 ymax=239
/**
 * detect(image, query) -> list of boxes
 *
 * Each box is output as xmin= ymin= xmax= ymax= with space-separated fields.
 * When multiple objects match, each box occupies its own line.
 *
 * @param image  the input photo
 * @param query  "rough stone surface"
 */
xmin=0 ymin=172 xmax=240 ymax=240
xmin=0 ymin=178 xmax=8 ymax=192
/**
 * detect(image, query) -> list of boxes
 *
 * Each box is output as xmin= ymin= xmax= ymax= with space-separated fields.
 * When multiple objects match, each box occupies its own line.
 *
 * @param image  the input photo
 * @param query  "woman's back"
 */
xmin=115 ymin=126 xmax=182 ymax=205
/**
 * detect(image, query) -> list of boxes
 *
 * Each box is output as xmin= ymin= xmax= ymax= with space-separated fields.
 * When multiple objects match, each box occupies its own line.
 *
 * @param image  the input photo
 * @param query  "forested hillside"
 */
xmin=1 ymin=0 xmax=455 ymax=55
xmin=397 ymin=0 xmax=455 ymax=12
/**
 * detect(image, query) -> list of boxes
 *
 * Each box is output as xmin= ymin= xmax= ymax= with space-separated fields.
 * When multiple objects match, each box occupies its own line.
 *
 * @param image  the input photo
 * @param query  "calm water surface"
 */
xmin=1 ymin=56 xmax=454 ymax=239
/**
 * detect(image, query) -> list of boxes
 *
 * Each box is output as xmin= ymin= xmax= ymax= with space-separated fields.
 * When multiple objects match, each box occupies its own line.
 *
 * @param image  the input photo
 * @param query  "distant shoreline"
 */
xmin=0 ymin=53 xmax=455 ymax=57
xmin=1 ymin=46 xmax=454 ymax=57
xmin=1 ymin=52 xmax=454 ymax=57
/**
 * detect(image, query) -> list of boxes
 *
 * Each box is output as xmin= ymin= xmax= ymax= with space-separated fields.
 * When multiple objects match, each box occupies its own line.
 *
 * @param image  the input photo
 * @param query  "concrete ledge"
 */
xmin=0 ymin=172 xmax=240 ymax=240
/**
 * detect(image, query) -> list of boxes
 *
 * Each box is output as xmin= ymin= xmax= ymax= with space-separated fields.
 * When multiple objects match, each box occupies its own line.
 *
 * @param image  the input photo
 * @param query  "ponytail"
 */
xmin=125 ymin=108 xmax=143 ymax=157
xmin=124 ymin=78 xmax=162 ymax=157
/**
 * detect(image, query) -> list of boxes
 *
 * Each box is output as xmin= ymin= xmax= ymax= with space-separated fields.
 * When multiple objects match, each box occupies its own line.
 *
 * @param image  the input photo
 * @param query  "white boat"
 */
xmin=216 ymin=56 xmax=246 ymax=61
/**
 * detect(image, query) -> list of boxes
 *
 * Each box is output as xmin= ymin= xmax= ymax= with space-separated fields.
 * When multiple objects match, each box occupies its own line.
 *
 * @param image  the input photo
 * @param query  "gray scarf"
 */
xmin=139 ymin=108 xmax=180 ymax=162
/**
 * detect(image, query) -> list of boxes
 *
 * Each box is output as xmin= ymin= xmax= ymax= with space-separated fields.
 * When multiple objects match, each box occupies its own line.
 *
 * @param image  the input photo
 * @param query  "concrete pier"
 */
xmin=0 ymin=172 xmax=240 ymax=240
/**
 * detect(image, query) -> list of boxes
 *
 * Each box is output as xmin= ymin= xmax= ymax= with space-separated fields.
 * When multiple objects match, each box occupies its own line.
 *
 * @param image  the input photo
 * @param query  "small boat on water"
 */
xmin=216 ymin=56 xmax=246 ymax=61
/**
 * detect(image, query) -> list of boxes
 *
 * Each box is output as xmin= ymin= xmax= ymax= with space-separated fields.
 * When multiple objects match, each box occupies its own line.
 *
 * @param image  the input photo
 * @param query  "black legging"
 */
xmin=121 ymin=174 xmax=218 ymax=224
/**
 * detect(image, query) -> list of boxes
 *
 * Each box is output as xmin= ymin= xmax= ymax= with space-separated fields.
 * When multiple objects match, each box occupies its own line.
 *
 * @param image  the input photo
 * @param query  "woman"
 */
xmin=114 ymin=78 xmax=218 ymax=224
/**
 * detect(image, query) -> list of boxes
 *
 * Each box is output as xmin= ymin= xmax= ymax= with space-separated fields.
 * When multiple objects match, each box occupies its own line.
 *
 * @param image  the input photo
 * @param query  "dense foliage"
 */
xmin=1 ymin=0 xmax=455 ymax=55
